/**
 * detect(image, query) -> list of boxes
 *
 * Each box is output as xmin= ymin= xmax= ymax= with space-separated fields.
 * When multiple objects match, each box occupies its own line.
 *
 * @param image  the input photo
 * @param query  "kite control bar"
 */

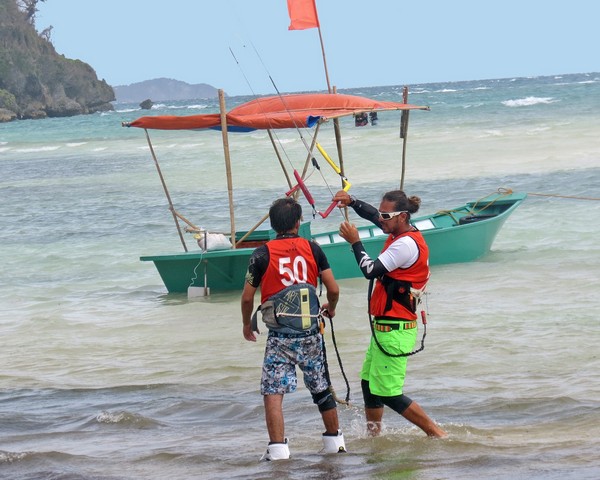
xmin=285 ymin=144 xmax=351 ymax=219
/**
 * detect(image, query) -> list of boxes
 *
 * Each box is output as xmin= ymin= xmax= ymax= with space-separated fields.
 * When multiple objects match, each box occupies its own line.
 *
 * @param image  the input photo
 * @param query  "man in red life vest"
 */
xmin=241 ymin=197 xmax=346 ymax=460
xmin=334 ymin=189 xmax=447 ymax=438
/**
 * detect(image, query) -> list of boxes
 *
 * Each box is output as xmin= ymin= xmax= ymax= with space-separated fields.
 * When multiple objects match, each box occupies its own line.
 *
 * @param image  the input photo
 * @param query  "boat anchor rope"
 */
xmin=435 ymin=187 xmax=514 ymax=222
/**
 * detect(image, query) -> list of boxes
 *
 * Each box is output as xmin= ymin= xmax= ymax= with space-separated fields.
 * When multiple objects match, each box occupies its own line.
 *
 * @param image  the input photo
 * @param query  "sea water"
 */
xmin=1 ymin=73 xmax=599 ymax=479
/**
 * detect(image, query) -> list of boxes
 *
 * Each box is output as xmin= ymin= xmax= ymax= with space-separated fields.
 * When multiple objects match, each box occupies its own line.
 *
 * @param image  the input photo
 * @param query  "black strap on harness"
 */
xmin=316 ymin=279 xmax=350 ymax=404
xmin=319 ymin=308 xmax=351 ymax=405
xmin=379 ymin=275 xmax=416 ymax=314
xmin=367 ymin=278 xmax=426 ymax=358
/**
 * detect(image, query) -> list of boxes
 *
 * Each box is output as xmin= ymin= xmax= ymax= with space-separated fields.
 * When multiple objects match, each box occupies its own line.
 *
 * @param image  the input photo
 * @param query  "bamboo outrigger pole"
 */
xmin=267 ymin=129 xmax=294 ymax=190
xmin=218 ymin=89 xmax=236 ymax=249
xmin=144 ymin=129 xmax=189 ymax=252
xmin=301 ymin=122 xmax=321 ymax=178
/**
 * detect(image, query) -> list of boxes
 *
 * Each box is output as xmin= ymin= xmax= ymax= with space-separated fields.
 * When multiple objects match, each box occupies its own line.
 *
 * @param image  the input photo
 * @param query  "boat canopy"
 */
xmin=123 ymin=93 xmax=429 ymax=132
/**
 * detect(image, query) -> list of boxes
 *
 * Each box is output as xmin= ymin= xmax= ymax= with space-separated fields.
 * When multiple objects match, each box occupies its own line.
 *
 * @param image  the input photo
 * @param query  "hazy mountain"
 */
xmin=113 ymin=78 xmax=220 ymax=103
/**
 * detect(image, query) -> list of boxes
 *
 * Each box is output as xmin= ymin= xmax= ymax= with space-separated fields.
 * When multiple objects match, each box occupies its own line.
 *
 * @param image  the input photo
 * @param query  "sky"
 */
xmin=36 ymin=0 xmax=599 ymax=97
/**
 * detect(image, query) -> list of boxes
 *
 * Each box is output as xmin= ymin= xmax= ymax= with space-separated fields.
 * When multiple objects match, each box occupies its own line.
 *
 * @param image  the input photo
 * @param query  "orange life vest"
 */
xmin=369 ymin=230 xmax=429 ymax=320
xmin=261 ymin=237 xmax=319 ymax=303
xmin=260 ymin=237 xmax=321 ymax=334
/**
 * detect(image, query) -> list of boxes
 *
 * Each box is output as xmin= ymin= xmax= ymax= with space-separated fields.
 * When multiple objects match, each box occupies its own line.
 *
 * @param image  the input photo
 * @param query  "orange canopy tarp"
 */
xmin=123 ymin=93 xmax=428 ymax=132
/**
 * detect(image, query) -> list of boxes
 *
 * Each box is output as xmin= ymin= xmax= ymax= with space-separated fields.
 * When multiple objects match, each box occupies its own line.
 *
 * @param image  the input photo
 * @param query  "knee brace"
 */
xmin=381 ymin=394 xmax=413 ymax=414
xmin=312 ymin=388 xmax=336 ymax=412
xmin=361 ymin=379 xmax=384 ymax=409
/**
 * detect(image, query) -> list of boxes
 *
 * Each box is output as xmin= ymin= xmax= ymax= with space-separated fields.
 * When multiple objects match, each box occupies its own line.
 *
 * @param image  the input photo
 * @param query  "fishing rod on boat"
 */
xmin=229 ymin=46 xmax=317 ymax=217
xmin=230 ymin=45 xmax=350 ymax=220
xmin=248 ymin=41 xmax=353 ymax=220
xmin=229 ymin=46 xmax=315 ymax=214
xmin=229 ymin=46 xmax=293 ymax=188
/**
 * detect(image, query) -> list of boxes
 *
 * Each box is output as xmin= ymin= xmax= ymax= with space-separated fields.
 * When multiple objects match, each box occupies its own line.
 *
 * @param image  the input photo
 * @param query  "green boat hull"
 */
xmin=141 ymin=191 xmax=527 ymax=293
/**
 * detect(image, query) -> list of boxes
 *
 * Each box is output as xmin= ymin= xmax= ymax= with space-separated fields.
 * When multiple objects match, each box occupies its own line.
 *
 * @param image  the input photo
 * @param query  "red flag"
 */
xmin=287 ymin=0 xmax=320 ymax=30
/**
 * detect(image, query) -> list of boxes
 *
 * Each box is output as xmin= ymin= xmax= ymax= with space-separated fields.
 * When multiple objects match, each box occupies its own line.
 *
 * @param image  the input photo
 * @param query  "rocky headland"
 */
xmin=0 ymin=0 xmax=220 ymax=123
xmin=0 ymin=0 xmax=114 ymax=122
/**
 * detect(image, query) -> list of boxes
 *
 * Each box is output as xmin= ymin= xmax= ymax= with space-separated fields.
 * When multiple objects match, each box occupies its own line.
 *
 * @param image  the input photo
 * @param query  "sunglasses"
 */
xmin=378 ymin=210 xmax=407 ymax=220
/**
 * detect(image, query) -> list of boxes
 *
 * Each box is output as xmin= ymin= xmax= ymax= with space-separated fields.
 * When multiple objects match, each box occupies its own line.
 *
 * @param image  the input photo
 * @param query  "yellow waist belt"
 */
xmin=373 ymin=321 xmax=417 ymax=332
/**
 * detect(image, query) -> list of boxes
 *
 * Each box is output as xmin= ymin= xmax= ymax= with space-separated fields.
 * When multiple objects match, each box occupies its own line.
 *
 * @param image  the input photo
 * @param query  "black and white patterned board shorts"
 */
xmin=261 ymin=333 xmax=328 ymax=395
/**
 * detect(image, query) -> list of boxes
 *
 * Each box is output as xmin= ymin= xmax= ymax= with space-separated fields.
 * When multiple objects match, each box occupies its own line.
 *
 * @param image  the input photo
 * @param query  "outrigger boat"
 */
xmin=123 ymin=90 xmax=526 ymax=295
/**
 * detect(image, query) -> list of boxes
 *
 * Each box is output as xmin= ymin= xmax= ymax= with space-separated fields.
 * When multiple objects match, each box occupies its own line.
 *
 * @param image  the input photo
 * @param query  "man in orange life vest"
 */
xmin=241 ymin=197 xmax=346 ymax=460
xmin=334 ymin=189 xmax=447 ymax=438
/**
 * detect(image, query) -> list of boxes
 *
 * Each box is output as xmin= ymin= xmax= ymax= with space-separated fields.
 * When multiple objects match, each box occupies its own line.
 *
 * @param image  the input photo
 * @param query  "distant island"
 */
xmin=114 ymin=78 xmax=219 ymax=104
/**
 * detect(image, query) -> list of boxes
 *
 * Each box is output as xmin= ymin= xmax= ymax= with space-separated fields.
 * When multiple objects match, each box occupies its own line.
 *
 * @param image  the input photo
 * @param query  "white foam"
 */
xmin=502 ymin=97 xmax=556 ymax=107
xmin=17 ymin=146 xmax=60 ymax=153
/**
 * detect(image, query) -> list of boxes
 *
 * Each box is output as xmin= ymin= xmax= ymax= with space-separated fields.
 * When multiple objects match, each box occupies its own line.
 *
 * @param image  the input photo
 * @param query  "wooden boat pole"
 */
xmin=332 ymin=86 xmax=348 ymax=220
xmin=144 ymin=129 xmax=188 ymax=252
xmin=399 ymin=86 xmax=410 ymax=190
xmin=235 ymin=212 xmax=270 ymax=247
xmin=332 ymin=86 xmax=344 ymax=177
xmin=301 ymin=122 xmax=321 ymax=178
xmin=314 ymin=9 xmax=344 ymax=187
xmin=314 ymin=5 xmax=347 ymax=217
xmin=173 ymin=211 xmax=200 ymax=232
xmin=267 ymin=129 xmax=293 ymax=189
xmin=315 ymin=11 xmax=346 ymax=188
xmin=317 ymin=25 xmax=332 ymax=94
xmin=218 ymin=89 xmax=236 ymax=248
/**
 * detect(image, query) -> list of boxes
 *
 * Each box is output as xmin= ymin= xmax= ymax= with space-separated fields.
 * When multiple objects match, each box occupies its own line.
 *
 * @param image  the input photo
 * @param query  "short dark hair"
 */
xmin=269 ymin=197 xmax=302 ymax=233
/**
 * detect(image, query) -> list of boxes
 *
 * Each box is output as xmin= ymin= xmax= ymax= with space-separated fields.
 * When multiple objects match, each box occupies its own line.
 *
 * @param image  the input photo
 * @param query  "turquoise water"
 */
xmin=1 ymin=73 xmax=599 ymax=479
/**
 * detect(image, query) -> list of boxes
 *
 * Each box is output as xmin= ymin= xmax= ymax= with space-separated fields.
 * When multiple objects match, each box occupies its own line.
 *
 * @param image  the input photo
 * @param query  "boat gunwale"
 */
xmin=140 ymin=193 xmax=527 ymax=262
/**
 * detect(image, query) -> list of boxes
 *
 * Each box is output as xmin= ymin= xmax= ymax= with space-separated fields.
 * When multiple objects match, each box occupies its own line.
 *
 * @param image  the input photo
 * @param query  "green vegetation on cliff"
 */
xmin=0 ymin=0 xmax=115 ymax=122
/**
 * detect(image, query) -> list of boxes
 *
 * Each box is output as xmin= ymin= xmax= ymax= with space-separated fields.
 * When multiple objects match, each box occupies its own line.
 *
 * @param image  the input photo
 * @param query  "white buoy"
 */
xmin=187 ymin=286 xmax=210 ymax=298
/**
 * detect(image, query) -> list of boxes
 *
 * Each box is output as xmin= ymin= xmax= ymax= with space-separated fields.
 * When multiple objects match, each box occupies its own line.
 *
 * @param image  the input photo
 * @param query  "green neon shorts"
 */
xmin=360 ymin=327 xmax=417 ymax=397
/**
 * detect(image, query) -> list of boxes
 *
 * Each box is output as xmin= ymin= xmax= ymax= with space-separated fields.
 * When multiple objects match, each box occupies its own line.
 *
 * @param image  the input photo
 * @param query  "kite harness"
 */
xmin=366 ymin=278 xmax=427 ymax=358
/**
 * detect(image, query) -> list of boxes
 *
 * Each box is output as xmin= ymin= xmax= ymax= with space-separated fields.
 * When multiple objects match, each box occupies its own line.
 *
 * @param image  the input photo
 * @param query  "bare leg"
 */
xmin=320 ymin=407 xmax=340 ymax=435
xmin=401 ymin=401 xmax=447 ymax=438
xmin=365 ymin=406 xmax=384 ymax=436
xmin=264 ymin=394 xmax=285 ymax=443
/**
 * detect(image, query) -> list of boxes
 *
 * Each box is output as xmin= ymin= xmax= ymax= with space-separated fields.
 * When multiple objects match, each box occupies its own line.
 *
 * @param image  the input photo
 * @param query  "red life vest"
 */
xmin=261 ymin=237 xmax=319 ymax=303
xmin=369 ymin=230 xmax=430 ymax=320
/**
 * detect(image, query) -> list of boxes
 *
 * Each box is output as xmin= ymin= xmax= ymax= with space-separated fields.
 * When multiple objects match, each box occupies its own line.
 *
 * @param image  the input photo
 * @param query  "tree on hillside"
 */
xmin=40 ymin=25 xmax=52 ymax=42
xmin=16 ymin=0 xmax=47 ymax=26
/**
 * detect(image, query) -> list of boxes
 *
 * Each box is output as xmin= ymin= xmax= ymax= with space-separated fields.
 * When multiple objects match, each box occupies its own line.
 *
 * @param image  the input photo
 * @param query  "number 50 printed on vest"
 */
xmin=279 ymin=256 xmax=309 ymax=286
